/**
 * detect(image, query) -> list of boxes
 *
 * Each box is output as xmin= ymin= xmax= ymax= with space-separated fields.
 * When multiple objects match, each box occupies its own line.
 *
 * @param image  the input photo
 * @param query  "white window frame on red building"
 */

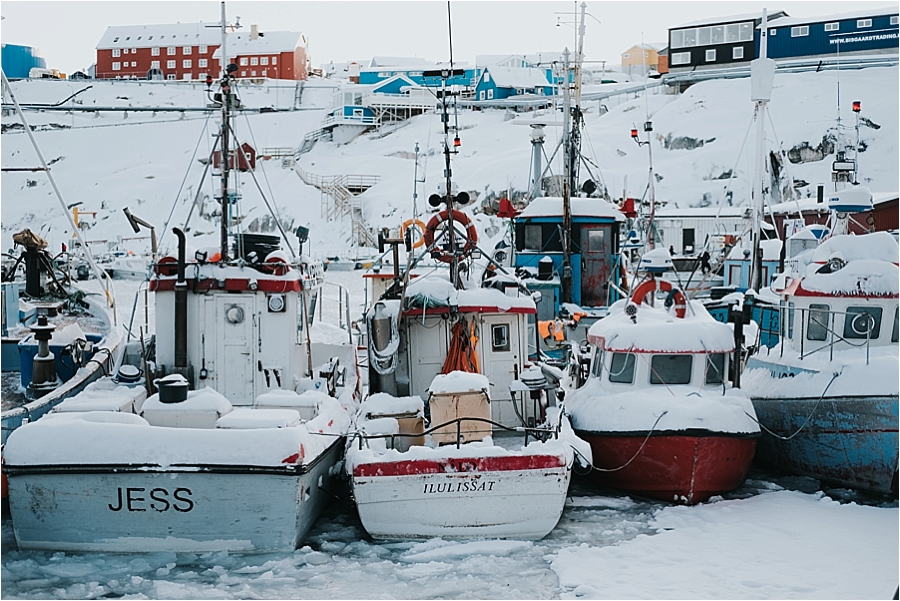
xmin=260 ymin=56 xmax=269 ymax=66
xmin=152 ymin=47 xmax=160 ymax=56
xmin=113 ymin=48 xmax=121 ymax=57
xmin=183 ymin=46 xmax=192 ymax=54
xmin=168 ymin=46 xmax=176 ymax=55
xmin=112 ymin=62 xmax=121 ymax=71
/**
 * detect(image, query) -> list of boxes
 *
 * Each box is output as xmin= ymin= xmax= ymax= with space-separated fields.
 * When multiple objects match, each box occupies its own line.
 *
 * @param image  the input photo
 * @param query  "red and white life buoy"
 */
xmin=423 ymin=210 xmax=478 ymax=264
xmin=627 ymin=278 xmax=686 ymax=319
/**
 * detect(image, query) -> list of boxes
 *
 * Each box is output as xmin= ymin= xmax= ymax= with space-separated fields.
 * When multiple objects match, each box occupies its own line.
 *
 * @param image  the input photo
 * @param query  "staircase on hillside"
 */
xmin=295 ymin=166 xmax=380 ymax=248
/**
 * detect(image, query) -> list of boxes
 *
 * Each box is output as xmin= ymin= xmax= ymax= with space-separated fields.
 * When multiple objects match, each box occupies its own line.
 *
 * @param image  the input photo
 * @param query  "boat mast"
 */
xmin=749 ymin=9 xmax=775 ymax=292
xmin=561 ymin=3 xmax=588 ymax=304
xmin=219 ymin=1 xmax=232 ymax=262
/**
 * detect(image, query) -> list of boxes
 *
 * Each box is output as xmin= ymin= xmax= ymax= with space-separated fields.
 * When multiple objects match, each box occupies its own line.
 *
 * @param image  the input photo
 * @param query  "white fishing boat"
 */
xmin=3 ymin=10 xmax=360 ymax=552
xmin=345 ymin=67 xmax=588 ymax=540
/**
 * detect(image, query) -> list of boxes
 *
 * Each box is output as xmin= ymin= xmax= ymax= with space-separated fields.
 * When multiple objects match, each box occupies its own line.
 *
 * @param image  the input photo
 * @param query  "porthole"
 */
xmin=268 ymin=294 xmax=286 ymax=313
xmin=225 ymin=304 xmax=245 ymax=325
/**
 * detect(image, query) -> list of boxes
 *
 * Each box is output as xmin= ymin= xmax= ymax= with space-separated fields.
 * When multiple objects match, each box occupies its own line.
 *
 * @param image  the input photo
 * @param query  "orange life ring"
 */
xmin=401 ymin=219 xmax=426 ymax=249
xmin=628 ymin=278 xmax=686 ymax=319
xmin=423 ymin=210 xmax=478 ymax=264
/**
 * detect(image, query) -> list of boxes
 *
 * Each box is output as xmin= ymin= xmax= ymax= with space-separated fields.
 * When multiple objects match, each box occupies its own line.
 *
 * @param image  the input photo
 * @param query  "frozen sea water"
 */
xmin=3 ymin=467 xmax=896 ymax=600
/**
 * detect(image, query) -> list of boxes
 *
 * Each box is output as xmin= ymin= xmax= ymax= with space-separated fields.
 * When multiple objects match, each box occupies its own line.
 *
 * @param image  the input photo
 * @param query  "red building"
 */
xmin=95 ymin=22 xmax=306 ymax=81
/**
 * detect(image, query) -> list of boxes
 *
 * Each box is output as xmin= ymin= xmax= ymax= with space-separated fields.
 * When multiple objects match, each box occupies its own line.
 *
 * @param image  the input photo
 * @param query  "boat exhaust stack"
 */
xmin=173 ymin=227 xmax=190 ymax=380
xmin=27 ymin=315 xmax=59 ymax=398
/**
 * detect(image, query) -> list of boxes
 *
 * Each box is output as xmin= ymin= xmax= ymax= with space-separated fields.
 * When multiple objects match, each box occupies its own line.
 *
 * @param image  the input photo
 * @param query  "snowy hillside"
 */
xmin=2 ymin=67 xmax=897 ymax=257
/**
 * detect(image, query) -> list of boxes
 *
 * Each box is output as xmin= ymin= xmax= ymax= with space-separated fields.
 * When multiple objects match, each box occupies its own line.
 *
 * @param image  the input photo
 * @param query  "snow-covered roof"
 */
xmin=587 ymin=298 xmax=735 ymax=353
xmin=429 ymin=371 xmax=491 ymax=395
xmin=212 ymin=31 xmax=303 ymax=58
xmin=518 ymin=197 xmax=625 ymax=221
xmin=767 ymin=6 xmax=897 ymax=27
xmin=674 ymin=11 xmax=789 ymax=29
xmin=403 ymin=276 xmax=536 ymax=314
xmin=369 ymin=57 xmax=434 ymax=68
xmin=96 ymin=22 xmax=222 ymax=50
xmin=484 ymin=66 xmax=551 ymax=89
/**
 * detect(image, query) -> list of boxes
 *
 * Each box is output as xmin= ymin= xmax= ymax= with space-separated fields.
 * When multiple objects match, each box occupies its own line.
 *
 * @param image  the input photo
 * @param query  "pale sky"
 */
xmin=1 ymin=1 xmax=895 ymax=74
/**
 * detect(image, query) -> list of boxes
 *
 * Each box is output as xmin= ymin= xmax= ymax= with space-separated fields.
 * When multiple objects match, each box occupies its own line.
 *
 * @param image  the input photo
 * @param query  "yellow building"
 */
xmin=620 ymin=43 xmax=666 ymax=76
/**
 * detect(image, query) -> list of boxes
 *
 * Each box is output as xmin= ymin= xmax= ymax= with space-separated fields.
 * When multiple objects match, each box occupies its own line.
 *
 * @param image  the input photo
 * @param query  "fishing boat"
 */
xmin=566 ymin=249 xmax=760 ymax=504
xmin=1 ymin=70 xmax=126 ymax=446
xmin=3 ymin=8 xmax=360 ymax=552
xmin=345 ymin=65 xmax=588 ymax=540
xmin=743 ymin=216 xmax=899 ymax=495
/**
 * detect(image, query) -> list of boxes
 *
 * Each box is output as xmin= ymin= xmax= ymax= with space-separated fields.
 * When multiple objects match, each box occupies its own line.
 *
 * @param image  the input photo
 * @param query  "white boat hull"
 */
xmin=351 ymin=454 xmax=571 ymax=540
xmin=6 ymin=438 xmax=343 ymax=553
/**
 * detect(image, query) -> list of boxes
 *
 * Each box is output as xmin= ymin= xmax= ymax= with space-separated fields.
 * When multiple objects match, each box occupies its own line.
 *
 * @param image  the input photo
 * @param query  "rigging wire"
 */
xmin=159 ymin=113 xmax=212 ymax=249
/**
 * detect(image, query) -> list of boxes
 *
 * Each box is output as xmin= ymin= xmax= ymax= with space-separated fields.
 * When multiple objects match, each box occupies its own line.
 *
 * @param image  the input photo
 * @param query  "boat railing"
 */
xmin=318 ymin=280 xmax=355 ymax=345
xmin=125 ymin=279 xmax=152 ymax=343
xmin=355 ymin=416 xmax=558 ymax=451
xmin=758 ymin=304 xmax=881 ymax=365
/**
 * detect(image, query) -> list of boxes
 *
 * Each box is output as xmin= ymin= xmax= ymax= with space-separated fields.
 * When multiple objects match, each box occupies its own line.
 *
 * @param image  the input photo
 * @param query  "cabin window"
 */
xmin=892 ymin=307 xmax=898 ymax=342
xmin=591 ymin=349 xmax=605 ymax=378
xmin=843 ymin=306 xmax=882 ymax=340
xmin=649 ymin=355 xmax=692 ymax=385
xmin=586 ymin=229 xmax=606 ymax=252
xmin=491 ymin=324 xmax=510 ymax=352
xmin=807 ymin=303 xmax=830 ymax=341
xmin=523 ymin=225 xmax=543 ymax=251
xmin=705 ymin=353 xmax=726 ymax=385
xmin=608 ymin=352 xmax=636 ymax=384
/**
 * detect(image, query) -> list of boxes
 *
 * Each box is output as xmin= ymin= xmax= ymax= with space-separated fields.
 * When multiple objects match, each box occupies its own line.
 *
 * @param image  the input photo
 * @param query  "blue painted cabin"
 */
xmin=512 ymin=197 xmax=624 ymax=320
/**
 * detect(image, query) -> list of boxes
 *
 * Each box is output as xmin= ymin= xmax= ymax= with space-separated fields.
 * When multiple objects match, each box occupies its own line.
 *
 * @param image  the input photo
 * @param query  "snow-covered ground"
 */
xmin=2 ymin=67 xmax=897 ymax=260
xmin=2 ymin=472 xmax=897 ymax=600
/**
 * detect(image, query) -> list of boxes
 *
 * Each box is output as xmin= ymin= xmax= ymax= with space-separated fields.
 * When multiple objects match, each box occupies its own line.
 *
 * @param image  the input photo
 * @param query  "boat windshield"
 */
xmin=649 ymin=355 xmax=692 ymax=385
xmin=608 ymin=352 xmax=636 ymax=384
xmin=704 ymin=353 xmax=726 ymax=385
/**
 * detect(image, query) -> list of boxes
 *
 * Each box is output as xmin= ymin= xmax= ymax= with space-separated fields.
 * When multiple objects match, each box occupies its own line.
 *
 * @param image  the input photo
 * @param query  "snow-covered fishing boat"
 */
xmin=3 ymin=15 xmax=360 ymax=552
xmin=345 ymin=65 xmax=588 ymax=540
xmin=743 ymin=227 xmax=899 ymax=495
xmin=567 ymin=251 xmax=760 ymax=504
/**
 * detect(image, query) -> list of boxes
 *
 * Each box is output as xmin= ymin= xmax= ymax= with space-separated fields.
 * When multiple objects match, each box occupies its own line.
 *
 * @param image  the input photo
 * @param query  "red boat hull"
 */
xmin=576 ymin=430 xmax=758 ymax=504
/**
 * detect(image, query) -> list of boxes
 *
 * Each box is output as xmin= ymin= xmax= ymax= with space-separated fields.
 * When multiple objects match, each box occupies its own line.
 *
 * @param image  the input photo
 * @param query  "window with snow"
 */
xmin=649 ymin=355 xmax=692 ymax=385
xmin=199 ymin=59 xmax=207 ymax=68
xmin=671 ymin=52 xmax=691 ymax=65
xmin=807 ymin=304 xmax=830 ymax=341
xmin=183 ymin=46 xmax=192 ymax=54
xmin=183 ymin=60 xmax=191 ymax=68
xmin=167 ymin=60 xmax=176 ymax=69
xmin=113 ymin=48 xmax=121 ymax=57
xmin=705 ymin=354 xmax=726 ymax=385
xmin=791 ymin=26 xmax=809 ymax=37
xmin=824 ymin=22 xmax=840 ymax=31
xmin=733 ymin=47 xmax=744 ymax=59
xmin=843 ymin=306 xmax=882 ymax=340
xmin=260 ymin=57 xmax=269 ymax=65
xmin=168 ymin=47 xmax=176 ymax=55
xmin=705 ymin=49 xmax=716 ymax=62
xmin=608 ymin=353 xmax=636 ymax=384
xmin=250 ymin=57 xmax=259 ymax=66
xmin=152 ymin=47 xmax=160 ymax=56
xmin=240 ymin=57 xmax=248 ymax=66
xmin=112 ymin=62 xmax=121 ymax=71
xmin=857 ymin=19 xmax=872 ymax=28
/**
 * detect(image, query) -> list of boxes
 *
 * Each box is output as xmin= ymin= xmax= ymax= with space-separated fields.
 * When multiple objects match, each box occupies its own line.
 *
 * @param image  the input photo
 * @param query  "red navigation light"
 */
xmin=630 ymin=128 xmax=639 ymax=139
xmin=453 ymin=137 xmax=461 ymax=147
xmin=206 ymin=75 xmax=214 ymax=86
xmin=852 ymin=101 xmax=861 ymax=113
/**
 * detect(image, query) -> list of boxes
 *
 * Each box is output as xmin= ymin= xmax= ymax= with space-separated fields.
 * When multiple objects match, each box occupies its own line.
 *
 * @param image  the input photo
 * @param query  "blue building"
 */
xmin=764 ymin=9 xmax=899 ymax=60
xmin=1 ymin=44 xmax=46 ymax=79
xmin=474 ymin=66 xmax=555 ymax=102
xmin=358 ymin=57 xmax=475 ymax=88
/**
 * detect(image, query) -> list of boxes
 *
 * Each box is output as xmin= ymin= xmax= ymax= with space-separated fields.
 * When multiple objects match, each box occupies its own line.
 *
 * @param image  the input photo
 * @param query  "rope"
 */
xmin=744 ymin=370 xmax=842 ymax=440
xmin=572 ymin=410 xmax=669 ymax=473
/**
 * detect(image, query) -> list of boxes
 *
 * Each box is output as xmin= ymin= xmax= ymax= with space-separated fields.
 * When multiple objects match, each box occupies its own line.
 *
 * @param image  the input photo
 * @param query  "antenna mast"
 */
xmin=749 ymin=9 xmax=775 ymax=292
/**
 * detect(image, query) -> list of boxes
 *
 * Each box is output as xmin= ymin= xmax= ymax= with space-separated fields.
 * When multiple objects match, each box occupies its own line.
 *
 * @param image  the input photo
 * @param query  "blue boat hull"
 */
xmin=752 ymin=395 xmax=899 ymax=495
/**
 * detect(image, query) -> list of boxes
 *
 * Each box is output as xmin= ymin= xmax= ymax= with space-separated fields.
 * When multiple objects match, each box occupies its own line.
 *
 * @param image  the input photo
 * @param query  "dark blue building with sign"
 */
xmin=764 ymin=9 xmax=899 ymax=60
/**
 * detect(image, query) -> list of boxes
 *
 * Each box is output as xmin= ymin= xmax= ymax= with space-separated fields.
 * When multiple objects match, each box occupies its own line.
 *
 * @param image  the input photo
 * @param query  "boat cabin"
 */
xmin=513 ymin=196 xmax=625 ymax=319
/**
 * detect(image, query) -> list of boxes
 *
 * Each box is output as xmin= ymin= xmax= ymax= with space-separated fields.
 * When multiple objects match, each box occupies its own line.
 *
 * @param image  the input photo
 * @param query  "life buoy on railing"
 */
xmin=627 ymin=278 xmax=686 ymax=319
xmin=401 ymin=219 xmax=426 ymax=249
xmin=423 ymin=210 xmax=478 ymax=264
